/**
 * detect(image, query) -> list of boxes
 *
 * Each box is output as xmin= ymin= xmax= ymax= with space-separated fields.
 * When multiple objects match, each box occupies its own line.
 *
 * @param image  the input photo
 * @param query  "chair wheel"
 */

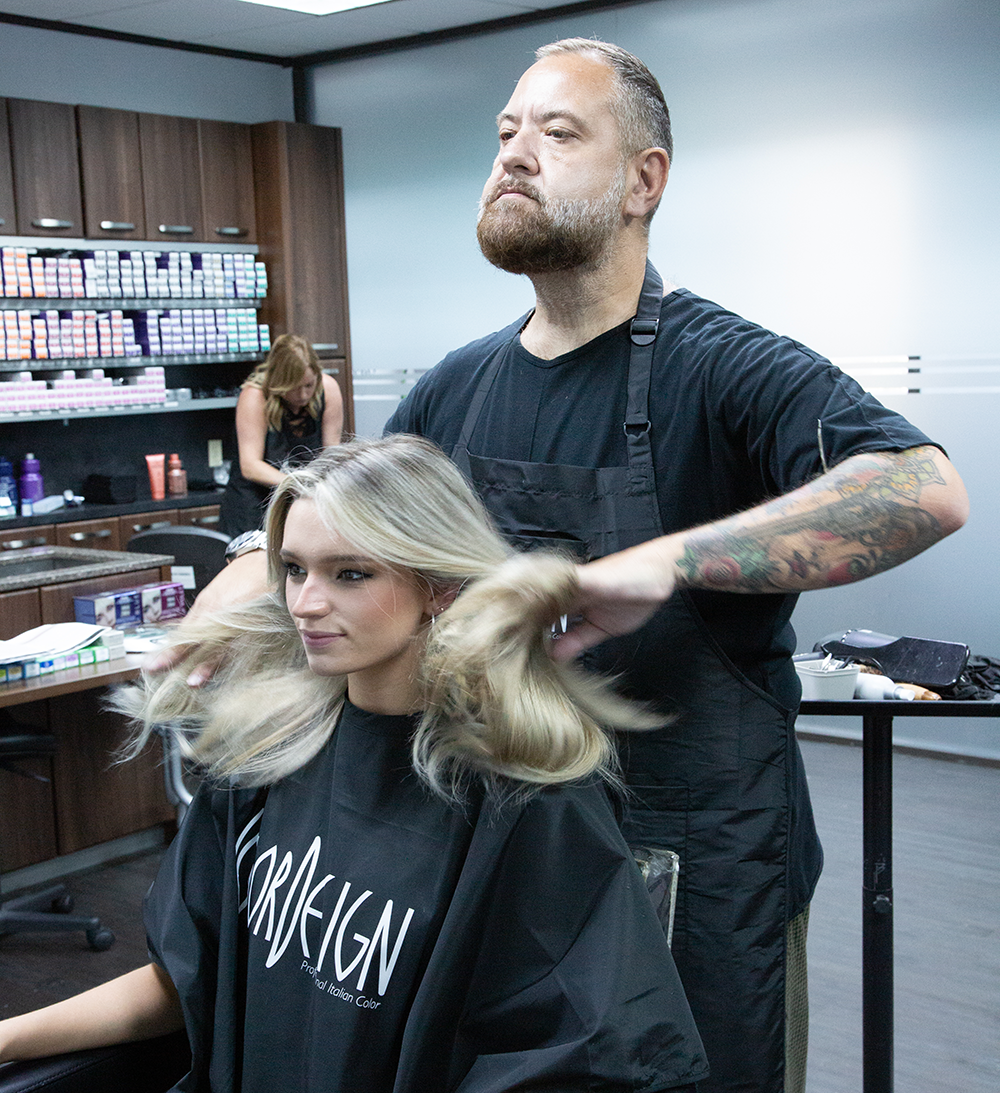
xmin=51 ymin=893 xmax=75 ymax=914
xmin=86 ymin=926 xmax=115 ymax=951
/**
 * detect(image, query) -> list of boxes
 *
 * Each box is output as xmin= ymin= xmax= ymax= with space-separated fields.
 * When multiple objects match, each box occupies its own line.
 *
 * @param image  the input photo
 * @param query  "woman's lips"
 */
xmin=299 ymin=631 xmax=342 ymax=649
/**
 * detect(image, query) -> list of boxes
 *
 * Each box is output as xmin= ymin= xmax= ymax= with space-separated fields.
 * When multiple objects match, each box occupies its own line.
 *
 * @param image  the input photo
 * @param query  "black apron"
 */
xmin=451 ymin=262 xmax=797 ymax=1093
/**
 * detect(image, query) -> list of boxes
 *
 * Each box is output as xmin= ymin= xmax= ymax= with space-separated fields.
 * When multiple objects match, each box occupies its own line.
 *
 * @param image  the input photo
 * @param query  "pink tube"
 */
xmin=145 ymin=453 xmax=165 ymax=501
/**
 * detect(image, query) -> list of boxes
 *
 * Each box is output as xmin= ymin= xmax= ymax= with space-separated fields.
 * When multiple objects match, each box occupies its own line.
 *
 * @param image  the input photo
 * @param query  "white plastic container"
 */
xmin=795 ymin=660 xmax=860 ymax=700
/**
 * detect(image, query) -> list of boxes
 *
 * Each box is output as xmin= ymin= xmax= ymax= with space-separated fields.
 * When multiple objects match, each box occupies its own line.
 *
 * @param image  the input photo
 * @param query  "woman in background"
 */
xmin=220 ymin=333 xmax=343 ymax=537
xmin=0 ymin=435 xmax=706 ymax=1093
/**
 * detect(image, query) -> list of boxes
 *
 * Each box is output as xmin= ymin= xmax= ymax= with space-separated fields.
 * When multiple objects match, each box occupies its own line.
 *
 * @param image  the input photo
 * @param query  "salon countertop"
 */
xmin=0 ymin=546 xmax=174 ymax=593
xmin=0 ymin=489 xmax=225 ymax=531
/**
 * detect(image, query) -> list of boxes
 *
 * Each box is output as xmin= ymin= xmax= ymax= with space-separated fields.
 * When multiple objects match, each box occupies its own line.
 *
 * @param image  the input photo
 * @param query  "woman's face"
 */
xmin=281 ymin=497 xmax=434 ymax=713
xmin=283 ymin=371 xmax=318 ymax=413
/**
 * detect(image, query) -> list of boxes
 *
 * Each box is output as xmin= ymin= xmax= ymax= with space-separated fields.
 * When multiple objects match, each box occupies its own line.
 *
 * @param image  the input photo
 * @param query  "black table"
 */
xmin=799 ymin=698 xmax=1000 ymax=1093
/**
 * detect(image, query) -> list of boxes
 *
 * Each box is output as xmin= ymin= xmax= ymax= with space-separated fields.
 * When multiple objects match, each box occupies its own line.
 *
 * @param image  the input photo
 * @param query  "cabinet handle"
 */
xmin=69 ymin=528 xmax=112 ymax=541
xmin=158 ymin=224 xmax=194 ymax=235
xmin=189 ymin=514 xmax=220 ymax=526
xmin=100 ymin=220 xmax=136 ymax=231
xmin=214 ymin=226 xmax=248 ymax=237
xmin=32 ymin=218 xmax=73 ymax=230
xmin=311 ymin=343 xmax=340 ymax=352
xmin=131 ymin=519 xmax=173 ymax=534
xmin=2 ymin=536 xmax=49 ymax=550
xmin=0 ymin=218 xmax=5 ymax=226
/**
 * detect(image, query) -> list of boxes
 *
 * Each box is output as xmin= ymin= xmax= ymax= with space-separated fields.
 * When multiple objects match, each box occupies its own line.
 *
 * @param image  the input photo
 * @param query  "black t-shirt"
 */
xmin=386 ymin=288 xmax=934 ymax=700
xmin=146 ymin=700 xmax=707 ymax=1092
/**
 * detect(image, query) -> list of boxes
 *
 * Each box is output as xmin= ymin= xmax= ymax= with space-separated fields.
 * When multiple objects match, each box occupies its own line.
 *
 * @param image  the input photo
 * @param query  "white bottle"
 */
xmin=854 ymin=673 xmax=915 ymax=701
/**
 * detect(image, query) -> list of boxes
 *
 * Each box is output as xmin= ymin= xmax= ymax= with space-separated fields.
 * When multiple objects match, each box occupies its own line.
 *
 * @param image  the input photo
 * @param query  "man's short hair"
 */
xmin=535 ymin=38 xmax=673 ymax=163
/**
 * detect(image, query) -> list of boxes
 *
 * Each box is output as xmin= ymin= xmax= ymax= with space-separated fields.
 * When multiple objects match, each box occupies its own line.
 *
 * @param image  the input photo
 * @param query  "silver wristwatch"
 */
xmin=224 ymin=528 xmax=268 ymax=563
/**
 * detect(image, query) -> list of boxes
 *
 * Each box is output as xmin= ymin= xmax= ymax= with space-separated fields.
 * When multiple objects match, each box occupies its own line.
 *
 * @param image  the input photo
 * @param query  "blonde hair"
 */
xmin=116 ymin=436 xmax=659 ymax=800
xmin=244 ymin=333 xmax=323 ymax=432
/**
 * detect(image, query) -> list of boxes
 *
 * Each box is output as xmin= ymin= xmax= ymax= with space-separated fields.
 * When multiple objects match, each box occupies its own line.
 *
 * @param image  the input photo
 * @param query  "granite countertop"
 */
xmin=0 ymin=545 xmax=174 ymax=593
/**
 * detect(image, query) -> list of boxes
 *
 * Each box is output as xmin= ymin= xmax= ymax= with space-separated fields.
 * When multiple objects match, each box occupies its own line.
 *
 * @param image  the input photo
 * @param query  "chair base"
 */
xmin=0 ymin=884 xmax=115 ymax=951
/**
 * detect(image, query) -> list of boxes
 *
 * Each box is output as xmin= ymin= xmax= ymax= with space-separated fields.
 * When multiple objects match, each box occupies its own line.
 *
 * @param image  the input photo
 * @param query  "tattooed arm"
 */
xmin=551 ymin=445 xmax=968 ymax=662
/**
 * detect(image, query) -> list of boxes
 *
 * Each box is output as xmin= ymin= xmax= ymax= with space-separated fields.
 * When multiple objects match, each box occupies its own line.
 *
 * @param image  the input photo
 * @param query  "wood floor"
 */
xmin=1 ymin=738 xmax=997 ymax=1092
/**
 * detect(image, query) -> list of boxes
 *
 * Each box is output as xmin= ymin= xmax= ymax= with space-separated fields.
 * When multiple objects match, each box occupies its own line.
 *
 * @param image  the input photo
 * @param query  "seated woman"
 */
xmin=0 ymin=436 xmax=707 ymax=1093
xmin=220 ymin=333 xmax=343 ymax=538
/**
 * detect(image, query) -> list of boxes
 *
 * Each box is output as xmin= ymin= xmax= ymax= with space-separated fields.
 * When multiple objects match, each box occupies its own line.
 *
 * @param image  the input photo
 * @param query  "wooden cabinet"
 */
xmin=199 ymin=119 xmax=257 ymax=244
xmin=0 ymin=587 xmax=41 ymax=641
xmin=0 ymin=100 xmax=15 ymax=234
xmin=177 ymin=504 xmax=221 ymax=529
xmin=77 ymin=104 xmax=147 ymax=240
xmin=0 ymin=525 xmax=55 ymax=551
xmin=253 ymin=120 xmax=353 ymax=430
xmin=7 ymin=98 xmax=84 ymax=238
xmin=55 ymin=517 xmax=122 ymax=553
xmin=118 ymin=508 xmax=179 ymax=544
xmin=138 ymin=112 xmax=203 ymax=243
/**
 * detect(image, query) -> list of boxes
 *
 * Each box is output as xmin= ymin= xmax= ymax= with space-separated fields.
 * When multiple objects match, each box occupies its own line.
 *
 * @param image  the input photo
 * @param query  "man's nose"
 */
xmin=498 ymin=130 xmax=538 ymax=175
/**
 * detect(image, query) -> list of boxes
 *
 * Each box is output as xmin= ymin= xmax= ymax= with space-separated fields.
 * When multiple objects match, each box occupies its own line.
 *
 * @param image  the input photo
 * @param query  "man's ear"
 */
xmin=624 ymin=147 xmax=669 ymax=221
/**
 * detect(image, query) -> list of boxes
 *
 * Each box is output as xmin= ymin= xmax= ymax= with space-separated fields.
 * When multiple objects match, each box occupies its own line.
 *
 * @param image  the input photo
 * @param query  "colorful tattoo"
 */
xmin=677 ymin=447 xmax=945 ymax=592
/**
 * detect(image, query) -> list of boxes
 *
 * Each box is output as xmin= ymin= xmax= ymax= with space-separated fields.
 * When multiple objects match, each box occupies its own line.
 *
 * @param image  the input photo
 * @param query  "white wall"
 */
xmin=0 ymin=22 xmax=294 ymax=122
xmin=310 ymin=0 xmax=999 ymax=757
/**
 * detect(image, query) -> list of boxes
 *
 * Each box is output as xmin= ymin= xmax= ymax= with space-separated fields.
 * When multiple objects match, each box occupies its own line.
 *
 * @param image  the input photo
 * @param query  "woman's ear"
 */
xmin=427 ymin=584 xmax=461 ymax=620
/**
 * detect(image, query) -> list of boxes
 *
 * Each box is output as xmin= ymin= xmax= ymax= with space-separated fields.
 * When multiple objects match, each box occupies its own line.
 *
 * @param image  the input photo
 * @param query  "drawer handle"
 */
xmin=69 ymin=528 xmax=112 ymax=541
xmin=32 ymin=218 xmax=73 ymax=230
xmin=190 ymin=514 xmax=219 ymax=525
xmin=131 ymin=520 xmax=173 ymax=533
xmin=158 ymin=224 xmax=194 ymax=235
xmin=2 ymin=536 xmax=49 ymax=550
xmin=100 ymin=220 xmax=136 ymax=231
xmin=214 ymin=226 xmax=248 ymax=237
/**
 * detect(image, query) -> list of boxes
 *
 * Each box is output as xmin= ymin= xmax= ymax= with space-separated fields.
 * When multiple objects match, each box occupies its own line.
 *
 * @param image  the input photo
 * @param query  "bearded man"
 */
xmin=385 ymin=37 xmax=968 ymax=1093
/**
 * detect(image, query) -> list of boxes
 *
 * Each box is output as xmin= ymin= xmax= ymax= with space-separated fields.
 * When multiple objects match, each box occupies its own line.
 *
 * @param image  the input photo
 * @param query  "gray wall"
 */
xmin=0 ymin=22 xmax=294 ymax=121
xmin=310 ymin=0 xmax=1000 ymax=756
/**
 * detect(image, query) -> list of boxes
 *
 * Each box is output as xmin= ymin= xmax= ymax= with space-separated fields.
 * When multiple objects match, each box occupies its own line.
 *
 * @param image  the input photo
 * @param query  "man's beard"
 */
xmin=476 ymin=166 xmax=627 ymax=275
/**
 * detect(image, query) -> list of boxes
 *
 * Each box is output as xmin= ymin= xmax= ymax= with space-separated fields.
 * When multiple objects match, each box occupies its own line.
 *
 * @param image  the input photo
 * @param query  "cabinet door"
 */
xmin=138 ymin=112 xmax=204 ymax=243
xmin=49 ymin=688 xmax=173 ymax=855
xmin=177 ymin=504 xmax=221 ymax=529
xmin=0 ymin=587 xmax=41 ymax=640
xmin=199 ymin=119 xmax=257 ymax=244
xmin=77 ymin=104 xmax=147 ymax=240
xmin=118 ymin=508 xmax=178 ymax=544
xmin=7 ymin=98 xmax=84 ymax=238
xmin=0 ymin=701 xmax=58 ymax=871
xmin=55 ymin=517 xmax=122 ymax=552
xmin=0 ymin=100 xmax=15 ymax=235
xmin=0 ymin=525 xmax=55 ymax=551
xmin=253 ymin=120 xmax=353 ymax=430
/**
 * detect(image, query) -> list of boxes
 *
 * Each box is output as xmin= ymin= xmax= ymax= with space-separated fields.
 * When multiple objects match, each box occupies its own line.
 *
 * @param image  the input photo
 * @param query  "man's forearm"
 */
xmin=674 ymin=445 xmax=968 ymax=593
xmin=551 ymin=446 xmax=967 ymax=662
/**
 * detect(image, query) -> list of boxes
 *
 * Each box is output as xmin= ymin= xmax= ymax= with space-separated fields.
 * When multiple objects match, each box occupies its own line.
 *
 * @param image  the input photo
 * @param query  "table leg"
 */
xmin=862 ymin=710 xmax=894 ymax=1093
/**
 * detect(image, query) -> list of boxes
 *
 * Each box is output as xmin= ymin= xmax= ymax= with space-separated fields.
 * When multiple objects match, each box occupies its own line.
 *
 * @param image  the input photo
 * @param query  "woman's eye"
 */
xmin=283 ymin=562 xmax=305 ymax=579
xmin=338 ymin=568 xmax=372 ymax=582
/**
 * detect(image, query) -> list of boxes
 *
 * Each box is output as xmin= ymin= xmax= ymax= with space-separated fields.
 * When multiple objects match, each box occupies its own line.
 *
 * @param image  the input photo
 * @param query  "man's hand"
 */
xmin=551 ymin=538 xmax=682 ymax=662
xmin=143 ymin=550 xmax=271 ymax=683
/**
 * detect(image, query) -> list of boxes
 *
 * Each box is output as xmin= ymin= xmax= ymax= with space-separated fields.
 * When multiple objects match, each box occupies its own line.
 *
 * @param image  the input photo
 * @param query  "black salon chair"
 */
xmin=0 ymin=1031 xmax=189 ymax=1093
xmin=126 ymin=525 xmax=230 ymax=609
xmin=0 ymin=734 xmax=114 ymax=952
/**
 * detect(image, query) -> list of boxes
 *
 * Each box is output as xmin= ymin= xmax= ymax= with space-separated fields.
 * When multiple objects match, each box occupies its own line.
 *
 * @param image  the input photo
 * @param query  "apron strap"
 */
xmin=624 ymin=260 xmax=663 ymax=493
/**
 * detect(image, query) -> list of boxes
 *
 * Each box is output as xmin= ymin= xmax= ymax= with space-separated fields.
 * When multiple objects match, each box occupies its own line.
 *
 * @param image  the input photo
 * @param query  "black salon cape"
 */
xmin=145 ymin=701 xmax=707 ymax=1092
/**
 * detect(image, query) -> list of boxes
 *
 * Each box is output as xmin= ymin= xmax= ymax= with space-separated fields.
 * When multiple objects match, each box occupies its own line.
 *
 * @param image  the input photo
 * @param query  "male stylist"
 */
xmin=186 ymin=37 xmax=967 ymax=1093
xmin=382 ymin=38 xmax=968 ymax=1093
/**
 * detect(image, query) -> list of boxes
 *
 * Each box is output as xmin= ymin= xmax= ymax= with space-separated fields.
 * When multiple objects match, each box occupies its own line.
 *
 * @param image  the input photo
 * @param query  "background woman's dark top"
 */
xmin=220 ymin=389 xmax=326 ymax=537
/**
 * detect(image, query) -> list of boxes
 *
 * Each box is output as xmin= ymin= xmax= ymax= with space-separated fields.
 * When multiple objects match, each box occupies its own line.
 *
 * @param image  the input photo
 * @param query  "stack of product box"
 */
xmin=74 ymin=579 xmax=186 ymax=629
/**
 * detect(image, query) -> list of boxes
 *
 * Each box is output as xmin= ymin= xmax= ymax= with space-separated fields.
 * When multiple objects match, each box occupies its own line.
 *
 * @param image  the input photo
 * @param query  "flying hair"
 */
xmin=114 ymin=435 xmax=664 ymax=801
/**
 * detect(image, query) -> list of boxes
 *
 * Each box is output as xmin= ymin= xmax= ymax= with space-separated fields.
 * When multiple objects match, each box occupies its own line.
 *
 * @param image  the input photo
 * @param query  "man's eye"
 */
xmin=547 ymin=128 xmax=571 ymax=140
xmin=498 ymin=129 xmax=515 ymax=143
